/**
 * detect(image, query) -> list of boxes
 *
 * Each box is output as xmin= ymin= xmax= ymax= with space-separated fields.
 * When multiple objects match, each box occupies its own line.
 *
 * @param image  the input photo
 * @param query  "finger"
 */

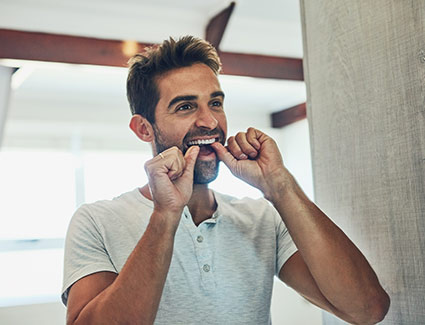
xmin=180 ymin=146 xmax=200 ymax=179
xmin=151 ymin=147 xmax=183 ymax=180
xmin=210 ymin=142 xmax=237 ymax=168
xmin=235 ymin=131 xmax=258 ymax=158
xmin=227 ymin=136 xmax=249 ymax=160
xmin=246 ymin=127 xmax=261 ymax=150
xmin=168 ymin=162 xmax=183 ymax=180
xmin=166 ymin=147 xmax=185 ymax=180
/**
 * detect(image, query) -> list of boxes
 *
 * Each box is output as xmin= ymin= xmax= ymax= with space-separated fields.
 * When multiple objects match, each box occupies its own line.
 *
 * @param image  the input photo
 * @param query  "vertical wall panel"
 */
xmin=0 ymin=66 xmax=13 ymax=148
xmin=300 ymin=1 xmax=425 ymax=324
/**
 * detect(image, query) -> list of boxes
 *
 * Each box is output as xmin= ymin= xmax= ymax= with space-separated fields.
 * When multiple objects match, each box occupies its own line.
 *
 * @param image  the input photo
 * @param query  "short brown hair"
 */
xmin=126 ymin=36 xmax=222 ymax=124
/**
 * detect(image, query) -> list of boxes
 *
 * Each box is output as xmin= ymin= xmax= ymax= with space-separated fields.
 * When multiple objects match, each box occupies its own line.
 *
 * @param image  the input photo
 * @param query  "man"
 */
xmin=62 ymin=36 xmax=390 ymax=324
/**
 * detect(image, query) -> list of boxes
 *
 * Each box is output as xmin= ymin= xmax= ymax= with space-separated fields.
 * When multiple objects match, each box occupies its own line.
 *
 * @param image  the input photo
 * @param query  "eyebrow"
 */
xmin=167 ymin=91 xmax=225 ymax=109
xmin=168 ymin=95 xmax=197 ymax=109
xmin=211 ymin=91 xmax=225 ymax=99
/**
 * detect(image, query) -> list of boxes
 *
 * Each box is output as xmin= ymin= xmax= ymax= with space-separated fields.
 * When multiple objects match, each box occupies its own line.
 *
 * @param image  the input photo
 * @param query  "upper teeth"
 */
xmin=188 ymin=138 xmax=216 ymax=146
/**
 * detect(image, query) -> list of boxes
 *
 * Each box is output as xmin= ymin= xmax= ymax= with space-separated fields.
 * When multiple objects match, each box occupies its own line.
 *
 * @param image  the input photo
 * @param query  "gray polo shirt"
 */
xmin=62 ymin=188 xmax=297 ymax=324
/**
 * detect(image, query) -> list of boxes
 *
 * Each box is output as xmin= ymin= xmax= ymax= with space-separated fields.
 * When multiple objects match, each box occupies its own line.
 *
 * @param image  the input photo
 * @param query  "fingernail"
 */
xmin=239 ymin=154 xmax=248 ymax=159
xmin=192 ymin=146 xmax=200 ymax=155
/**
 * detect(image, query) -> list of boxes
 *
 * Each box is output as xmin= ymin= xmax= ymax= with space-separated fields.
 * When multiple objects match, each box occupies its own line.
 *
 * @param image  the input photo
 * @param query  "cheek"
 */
xmin=218 ymin=114 xmax=228 ymax=135
xmin=165 ymin=128 xmax=190 ymax=146
xmin=155 ymin=120 xmax=186 ymax=141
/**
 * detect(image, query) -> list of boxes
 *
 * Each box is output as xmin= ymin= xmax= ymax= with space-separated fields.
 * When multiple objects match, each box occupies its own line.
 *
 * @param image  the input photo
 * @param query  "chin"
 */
xmin=193 ymin=160 xmax=220 ymax=184
xmin=194 ymin=173 xmax=218 ymax=184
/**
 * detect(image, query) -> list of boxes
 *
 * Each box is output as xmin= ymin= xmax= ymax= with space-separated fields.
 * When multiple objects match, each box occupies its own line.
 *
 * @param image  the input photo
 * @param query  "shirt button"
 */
xmin=197 ymin=235 xmax=204 ymax=243
xmin=203 ymin=264 xmax=210 ymax=272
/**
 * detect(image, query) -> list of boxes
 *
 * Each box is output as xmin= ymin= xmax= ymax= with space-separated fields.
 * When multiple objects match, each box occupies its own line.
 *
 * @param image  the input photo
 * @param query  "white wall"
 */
xmin=0 ymin=302 xmax=66 ymax=325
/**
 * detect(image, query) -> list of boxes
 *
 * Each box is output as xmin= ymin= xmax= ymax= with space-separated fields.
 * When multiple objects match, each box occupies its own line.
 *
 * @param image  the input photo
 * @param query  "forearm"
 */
xmin=213 ymin=127 xmax=388 ymax=322
xmin=269 ymin=171 xmax=389 ymax=322
xmin=73 ymin=210 xmax=178 ymax=325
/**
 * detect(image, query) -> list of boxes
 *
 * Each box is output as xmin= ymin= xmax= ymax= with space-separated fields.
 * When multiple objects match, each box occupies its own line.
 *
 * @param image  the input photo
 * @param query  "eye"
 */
xmin=176 ymin=103 xmax=193 ymax=112
xmin=211 ymin=100 xmax=223 ymax=109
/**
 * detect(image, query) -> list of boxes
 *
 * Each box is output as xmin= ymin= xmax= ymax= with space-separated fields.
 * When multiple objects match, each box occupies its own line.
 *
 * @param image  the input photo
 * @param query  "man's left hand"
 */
xmin=211 ymin=127 xmax=290 ymax=199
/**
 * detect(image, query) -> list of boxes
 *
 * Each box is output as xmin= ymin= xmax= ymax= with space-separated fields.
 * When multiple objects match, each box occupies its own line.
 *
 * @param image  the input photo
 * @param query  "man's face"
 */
xmin=152 ymin=63 xmax=228 ymax=184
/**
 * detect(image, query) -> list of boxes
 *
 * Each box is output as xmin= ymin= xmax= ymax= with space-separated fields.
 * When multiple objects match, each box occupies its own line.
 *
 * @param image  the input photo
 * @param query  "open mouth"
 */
xmin=187 ymin=138 xmax=218 ymax=147
xmin=186 ymin=137 xmax=219 ymax=156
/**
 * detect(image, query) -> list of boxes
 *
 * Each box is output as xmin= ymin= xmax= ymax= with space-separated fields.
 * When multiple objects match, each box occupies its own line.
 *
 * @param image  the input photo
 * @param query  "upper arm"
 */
xmin=66 ymin=271 xmax=117 ymax=325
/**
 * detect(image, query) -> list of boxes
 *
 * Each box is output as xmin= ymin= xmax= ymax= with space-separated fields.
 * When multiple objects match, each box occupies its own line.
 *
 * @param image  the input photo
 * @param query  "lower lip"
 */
xmin=197 ymin=152 xmax=216 ymax=161
xmin=196 ymin=145 xmax=216 ymax=160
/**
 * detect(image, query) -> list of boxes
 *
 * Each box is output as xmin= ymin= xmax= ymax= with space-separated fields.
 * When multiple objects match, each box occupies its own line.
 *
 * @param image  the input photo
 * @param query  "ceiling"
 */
xmin=0 ymin=0 xmax=304 ymax=57
xmin=0 ymin=0 xmax=306 ymax=151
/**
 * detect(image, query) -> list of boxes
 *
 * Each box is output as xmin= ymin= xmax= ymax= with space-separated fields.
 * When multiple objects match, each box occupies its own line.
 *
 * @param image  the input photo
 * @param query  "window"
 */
xmin=0 ymin=147 xmax=260 ymax=306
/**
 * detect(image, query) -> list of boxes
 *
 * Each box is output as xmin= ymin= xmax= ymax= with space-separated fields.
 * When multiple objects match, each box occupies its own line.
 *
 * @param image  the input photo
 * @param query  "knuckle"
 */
xmin=229 ymin=145 xmax=242 ymax=155
xmin=177 ymin=149 xmax=184 ymax=159
xmin=144 ymin=160 xmax=152 ymax=171
xmin=235 ymin=132 xmax=245 ymax=139
xmin=163 ymin=146 xmax=176 ymax=155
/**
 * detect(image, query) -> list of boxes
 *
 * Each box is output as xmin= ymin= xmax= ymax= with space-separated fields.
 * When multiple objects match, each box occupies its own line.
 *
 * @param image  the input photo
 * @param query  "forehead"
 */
xmin=156 ymin=63 xmax=221 ymax=100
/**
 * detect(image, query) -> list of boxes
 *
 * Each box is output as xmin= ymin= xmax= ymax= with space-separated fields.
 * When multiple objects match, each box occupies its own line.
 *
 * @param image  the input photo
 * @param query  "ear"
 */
xmin=129 ymin=114 xmax=154 ymax=142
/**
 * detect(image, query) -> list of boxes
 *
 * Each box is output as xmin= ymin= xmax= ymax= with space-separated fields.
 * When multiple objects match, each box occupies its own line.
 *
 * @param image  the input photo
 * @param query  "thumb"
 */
xmin=211 ymin=142 xmax=237 ymax=169
xmin=182 ymin=146 xmax=200 ymax=177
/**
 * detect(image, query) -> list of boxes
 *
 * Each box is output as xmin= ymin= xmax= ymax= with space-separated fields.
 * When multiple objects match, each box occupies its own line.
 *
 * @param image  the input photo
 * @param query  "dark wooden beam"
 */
xmin=0 ymin=29 xmax=303 ymax=80
xmin=0 ymin=29 xmax=153 ymax=67
xmin=219 ymin=51 xmax=303 ymax=81
xmin=271 ymin=102 xmax=306 ymax=128
xmin=205 ymin=2 xmax=235 ymax=50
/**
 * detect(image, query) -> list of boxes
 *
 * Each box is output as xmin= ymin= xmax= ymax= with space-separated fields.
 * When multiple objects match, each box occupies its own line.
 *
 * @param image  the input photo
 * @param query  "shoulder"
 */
xmin=67 ymin=188 xmax=153 ymax=240
xmin=73 ymin=188 xmax=152 ymax=224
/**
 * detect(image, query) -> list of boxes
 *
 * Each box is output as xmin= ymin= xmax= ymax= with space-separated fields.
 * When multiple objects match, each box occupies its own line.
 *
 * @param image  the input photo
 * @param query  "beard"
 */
xmin=153 ymin=125 xmax=225 ymax=184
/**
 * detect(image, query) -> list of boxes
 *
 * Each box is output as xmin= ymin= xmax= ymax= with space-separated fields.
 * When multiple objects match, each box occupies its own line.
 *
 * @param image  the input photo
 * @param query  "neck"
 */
xmin=187 ymin=184 xmax=217 ymax=225
xmin=139 ymin=183 xmax=217 ymax=226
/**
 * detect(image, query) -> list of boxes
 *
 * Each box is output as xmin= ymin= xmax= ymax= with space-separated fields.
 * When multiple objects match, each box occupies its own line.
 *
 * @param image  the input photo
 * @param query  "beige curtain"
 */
xmin=300 ymin=1 xmax=425 ymax=324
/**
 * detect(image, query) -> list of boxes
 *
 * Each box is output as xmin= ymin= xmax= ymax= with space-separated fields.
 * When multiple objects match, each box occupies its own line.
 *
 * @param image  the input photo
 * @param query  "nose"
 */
xmin=195 ymin=105 xmax=218 ymax=130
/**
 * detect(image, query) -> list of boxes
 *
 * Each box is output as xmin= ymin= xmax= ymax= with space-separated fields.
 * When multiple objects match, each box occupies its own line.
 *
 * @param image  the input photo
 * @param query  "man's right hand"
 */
xmin=67 ymin=146 xmax=200 ymax=325
xmin=144 ymin=146 xmax=200 ymax=222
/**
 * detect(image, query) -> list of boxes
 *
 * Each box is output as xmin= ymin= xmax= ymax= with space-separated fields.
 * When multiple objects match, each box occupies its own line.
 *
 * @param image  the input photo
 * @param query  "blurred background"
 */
xmin=0 ymin=0 xmax=321 ymax=323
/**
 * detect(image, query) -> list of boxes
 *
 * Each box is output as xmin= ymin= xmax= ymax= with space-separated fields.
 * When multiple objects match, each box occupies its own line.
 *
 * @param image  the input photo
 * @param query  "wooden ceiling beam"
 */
xmin=205 ymin=2 xmax=235 ymax=50
xmin=0 ymin=29 xmax=153 ymax=67
xmin=219 ymin=51 xmax=303 ymax=80
xmin=0 ymin=28 xmax=306 ymax=127
xmin=0 ymin=29 xmax=303 ymax=80
xmin=271 ymin=102 xmax=307 ymax=128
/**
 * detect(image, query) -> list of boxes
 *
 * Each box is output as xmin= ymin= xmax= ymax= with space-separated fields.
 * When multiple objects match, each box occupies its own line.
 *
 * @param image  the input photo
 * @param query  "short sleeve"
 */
xmin=272 ymin=206 xmax=298 ymax=275
xmin=61 ymin=204 xmax=117 ymax=306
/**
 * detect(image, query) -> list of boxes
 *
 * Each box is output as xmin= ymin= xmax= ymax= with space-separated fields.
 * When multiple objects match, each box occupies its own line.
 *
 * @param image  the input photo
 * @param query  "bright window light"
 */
xmin=0 ymin=249 xmax=63 ymax=307
xmin=0 ymin=147 xmax=261 ymax=307
xmin=0 ymin=149 xmax=75 ymax=239
xmin=83 ymin=151 xmax=150 ymax=203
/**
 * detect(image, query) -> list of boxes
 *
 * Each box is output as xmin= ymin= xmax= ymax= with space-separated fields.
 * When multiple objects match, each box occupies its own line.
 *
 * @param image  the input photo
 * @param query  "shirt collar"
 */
xmin=182 ymin=190 xmax=223 ymax=225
